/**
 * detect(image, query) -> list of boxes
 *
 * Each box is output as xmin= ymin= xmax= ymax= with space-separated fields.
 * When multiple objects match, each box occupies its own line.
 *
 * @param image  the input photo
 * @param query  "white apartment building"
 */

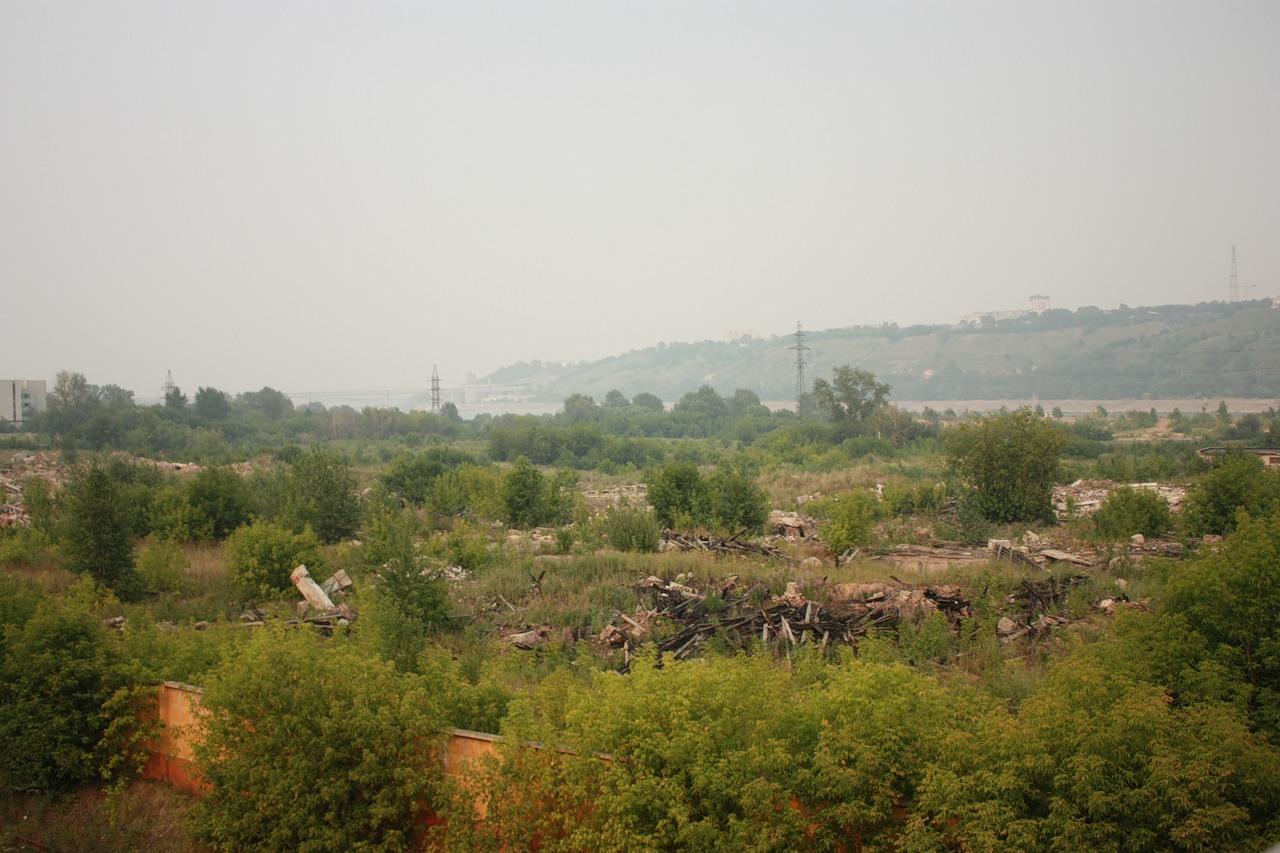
xmin=1 ymin=379 xmax=48 ymax=425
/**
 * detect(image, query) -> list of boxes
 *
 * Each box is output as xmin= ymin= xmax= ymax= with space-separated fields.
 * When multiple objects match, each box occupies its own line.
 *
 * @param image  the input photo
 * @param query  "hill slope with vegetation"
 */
xmin=487 ymin=299 xmax=1280 ymax=403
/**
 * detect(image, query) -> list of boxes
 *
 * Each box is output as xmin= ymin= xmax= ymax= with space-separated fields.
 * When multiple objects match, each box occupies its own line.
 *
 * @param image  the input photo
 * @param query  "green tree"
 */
xmin=193 ymin=386 xmax=231 ymax=420
xmin=811 ymin=365 xmax=891 ymax=439
xmin=708 ymin=464 xmax=769 ymax=533
xmin=1093 ymin=486 xmax=1173 ymax=541
xmin=282 ymin=447 xmax=360 ymax=543
xmin=821 ymin=490 xmax=879 ymax=555
xmin=224 ymin=521 xmax=324 ymax=596
xmin=58 ymin=462 xmax=140 ymax=597
xmin=193 ymin=627 xmax=446 ymax=852
xmin=98 ymin=384 xmax=135 ymax=408
xmin=164 ymin=383 xmax=187 ymax=409
xmin=0 ymin=593 xmax=137 ymax=794
xmin=945 ymin=408 xmax=1067 ymax=524
xmin=45 ymin=370 xmax=100 ymax=435
xmin=1180 ymin=450 xmax=1280 ymax=537
xmin=238 ymin=386 xmax=294 ymax=419
xmin=502 ymin=457 xmax=547 ymax=528
xmin=647 ymin=461 xmax=711 ymax=529
xmin=561 ymin=393 xmax=600 ymax=424
xmin=631 ymin=392 xmax=664 ymax=413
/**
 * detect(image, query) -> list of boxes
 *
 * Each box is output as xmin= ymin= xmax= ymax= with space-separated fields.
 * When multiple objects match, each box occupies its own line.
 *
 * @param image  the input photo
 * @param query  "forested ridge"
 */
xmin=486 ymin=299 xmax=1280 ymax=402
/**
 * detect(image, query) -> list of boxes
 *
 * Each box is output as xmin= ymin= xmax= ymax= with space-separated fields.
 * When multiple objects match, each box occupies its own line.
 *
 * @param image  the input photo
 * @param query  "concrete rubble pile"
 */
xmin=1053 ymin=479 xmax=1186 ymax=518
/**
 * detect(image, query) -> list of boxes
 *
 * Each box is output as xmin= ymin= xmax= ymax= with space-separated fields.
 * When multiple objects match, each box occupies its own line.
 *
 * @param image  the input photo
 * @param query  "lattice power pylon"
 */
xmin=789 ymin=322 xmax=810 ymax=413
xmin=430 ymin=365 xmax=441 ymax=414
xmin=1229 ymin=244 xmax=1239 ymax=302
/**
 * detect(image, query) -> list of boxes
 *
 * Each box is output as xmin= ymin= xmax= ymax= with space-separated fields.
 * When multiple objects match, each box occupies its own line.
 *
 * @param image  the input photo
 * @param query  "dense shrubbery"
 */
xmin=1093 ymin=485 xmax=1173 ymax=541
xmin=0 ymin=579 xmax=142 ymax=795
xmin=193 ymin=627 xmax=448 ymax=852
xmin=224 ymin=520 xmax=324 ymax=596
xmin=1180 ymin=450 xmax=1280 ymax=537
xmin=818 ymin=490 xmax=880 ymax=555
xmin=646 ymin=460 xmax=769 ymax=533
xmin=598 ymin=502 xmax=660 ymax=553
xmin=946 ymin=409 xmax=1068 ymax=524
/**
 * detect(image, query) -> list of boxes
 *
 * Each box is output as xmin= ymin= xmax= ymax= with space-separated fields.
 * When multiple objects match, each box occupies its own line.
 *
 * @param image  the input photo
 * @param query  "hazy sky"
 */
xmin=2 ymin=1 xmax=1277 ymax=400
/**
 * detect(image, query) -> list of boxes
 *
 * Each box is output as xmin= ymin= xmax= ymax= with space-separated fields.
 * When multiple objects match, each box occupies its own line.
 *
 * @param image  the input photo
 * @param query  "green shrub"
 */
xmin=501 ymin=457 xmax=548 ymax=528
xmin=0 ymin=598 xmax=137 ymax=794
xmin=945 ymin=409 xmax=1067 ymax=524
xmin=1180 ymin=450 xmax=1280 ymax=537
xmin=193 ymin=627 xmax=446 ymax=851
xmin=224 ymin=521 xmax=324 ymax=596
xmin=647 ymin=461 xmax=711 ymax=529
xmin=280 ymin=447 xmax=360 ymax=544
xmin=57 ymin=461 xmax=141 ymax=598
xmin=708 ymin=465 xmax=769 ymax=533
xmin=424 ymin=520 xmax=493 ymax=571
xmin=136 ymin=538 xmax=188 ymax=593
xmin=600 ymin=502 xmax=661 ymax=553
xmin=1093 ymin=486 xmax=1172 ymax=541
xmin=821 ymin=490 xmax=880 ymax=555
xmin=0 ymin=527 xmax=57 ymax=567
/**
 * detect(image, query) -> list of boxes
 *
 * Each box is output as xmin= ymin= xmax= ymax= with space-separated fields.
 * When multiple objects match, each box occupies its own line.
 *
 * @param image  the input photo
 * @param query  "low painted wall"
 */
xmin=141 ymin=681 xmax=503 ymax=795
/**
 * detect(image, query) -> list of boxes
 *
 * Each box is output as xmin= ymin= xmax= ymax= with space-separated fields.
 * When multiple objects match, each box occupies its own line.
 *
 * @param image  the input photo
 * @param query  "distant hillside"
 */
xmin=484 ymin=300 xmax=1280 ymax=405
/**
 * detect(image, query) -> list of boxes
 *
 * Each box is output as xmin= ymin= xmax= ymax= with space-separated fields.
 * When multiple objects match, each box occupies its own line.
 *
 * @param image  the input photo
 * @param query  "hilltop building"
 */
xmin=958 ymin=294 xmax=1052 ymax=327
xmin=1 ymin=379 xmax=47 ymax=425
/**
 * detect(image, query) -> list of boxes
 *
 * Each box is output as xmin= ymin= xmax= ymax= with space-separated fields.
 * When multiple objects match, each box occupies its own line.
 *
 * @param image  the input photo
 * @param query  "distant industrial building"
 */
xmin=1 ymin=379 xmax=47 ymax=425
xmin=958 ymin=294 xmax=1052 ymax=327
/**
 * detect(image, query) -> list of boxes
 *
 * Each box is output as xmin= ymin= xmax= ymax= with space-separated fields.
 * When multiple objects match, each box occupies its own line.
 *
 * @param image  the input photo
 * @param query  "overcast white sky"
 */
xmin=2 ymin=1 xmax=1276 ymax=399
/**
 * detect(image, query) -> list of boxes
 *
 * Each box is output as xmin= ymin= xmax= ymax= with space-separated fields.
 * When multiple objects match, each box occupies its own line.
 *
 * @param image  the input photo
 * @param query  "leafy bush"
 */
xmin=424 ymin=521 xmax=493 ymax=571
xmin=708 ymin=465 xmax=769 ymax=533
xmin=821 ymin=490 xmax=880 ymax=555
xmin=185 ymin=466 xmax=254 ymax=540
xmin=1093 ymin=486 xmax=1172 ymax=541
xmin=224 ymin=521 xmax=324 ymax=596
xmin=945 ymin=409 xmax=1067 ymax=524
xmin=0 ymin=526 xmax=57 ymax=568
xmin=135 ymin=538 xmax=188 ymax=593
xmin=0 ymin=594 xmax=139 ymax=794
xmin=193 ymin=627 xmax=446 ymax=851
xmin=647 ymin=461 xmax=711 ymax=529
xmin=501 ymin=457 xmax=548 ymax=528
xmin=1180 ymin=450 xmax=1280 ymax=537
xmin=599 ymin=502 xmax=660 ymax=553
xmin=280 ymin=447 xmax=360 ymax=544
xmin=57 ymin=461 xmax=141 ymax=598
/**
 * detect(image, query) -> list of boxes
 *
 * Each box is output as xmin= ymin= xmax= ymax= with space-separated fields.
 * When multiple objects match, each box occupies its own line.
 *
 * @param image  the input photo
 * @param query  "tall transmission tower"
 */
xmin=789 ymin=322 xmax=810 ymax=413
xmin=430 ymin=365 xmax=441 ymax=414
xmin=1229 ymin=244 xmax=1239 ymax=303
xmin=161 ymin=370 xmax=177 ymax=400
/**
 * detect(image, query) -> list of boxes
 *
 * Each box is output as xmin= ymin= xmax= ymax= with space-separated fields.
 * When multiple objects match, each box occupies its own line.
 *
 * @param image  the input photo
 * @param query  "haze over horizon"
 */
xmin=3 ymin=2 xmax=1277 ymax=399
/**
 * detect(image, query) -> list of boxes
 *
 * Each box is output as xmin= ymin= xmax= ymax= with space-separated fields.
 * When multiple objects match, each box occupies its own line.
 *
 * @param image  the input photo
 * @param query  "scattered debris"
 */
xmin=660 ymin=530 xmax=788 ymax=560
xmin=501 ymin=624 xmax=552 ymax=650
xmin=291 ymin=565 xmax=336 ymax=612
xmin=1054 ymin=479 xmax=1186 ymax=518
xmin=319 ymin=569 xmax=353 ymax=596
xmin=768 ymin=510 xmax=817 ymax=540
xmin=595 ymin=575 xmax=975 ymax=665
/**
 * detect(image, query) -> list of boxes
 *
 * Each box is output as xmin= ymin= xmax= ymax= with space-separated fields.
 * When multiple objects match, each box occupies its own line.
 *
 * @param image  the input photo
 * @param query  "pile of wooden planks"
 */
xmin=660 ymin=529 xmax=788 ymax=560
xmin=608 ymin=575 xmax=973 ymax=664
